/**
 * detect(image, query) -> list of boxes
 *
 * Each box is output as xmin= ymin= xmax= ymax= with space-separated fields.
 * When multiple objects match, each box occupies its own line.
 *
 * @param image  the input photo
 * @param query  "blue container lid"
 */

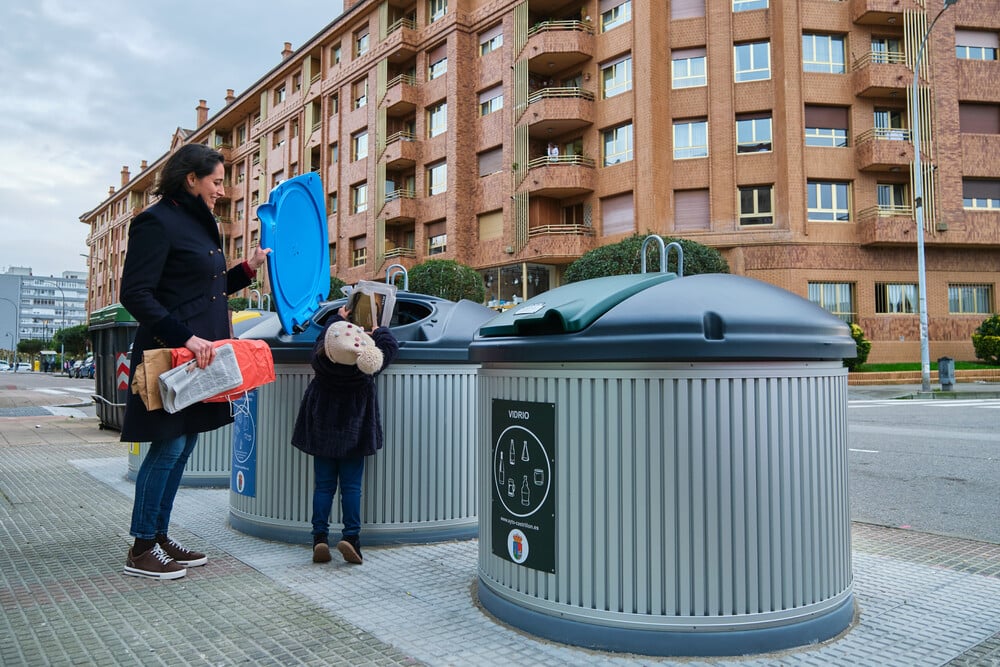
xmin=258 ymin=173 xmax=329 ymax=335
xmin=470 ymin=273 xmax=856 ymax=363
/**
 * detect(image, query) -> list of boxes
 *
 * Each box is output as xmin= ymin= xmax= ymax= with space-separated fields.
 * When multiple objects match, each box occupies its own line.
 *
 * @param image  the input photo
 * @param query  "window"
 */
xmin=234 ymin=237 xmax=244 ymax=259
xmin=875 ymin=283 xmax=917 ymax=314
xmin=293 ymin=71 xmax=302 ymax=92
xmin=949 ymin=284 xmax=994 ymax=314
xmin=351 ymin=236 xmax=367 ymax=267
xmin=327 ymin=192 xmax=338 ymax=215
xmin=736 ymin=114 xmax=772 ymax=152
xmin=672 ymin=48 xmax=706 ymax=88
xmin=959 ymin=103 xmax=1000 ymax=134
xmin=235 ymin=199 xmax=245 ymax=220
xmin=429 ymin=0 xmax=447 ymax=22
xmin=672 ymin=0 xmax=704 ymax=19
xmin=355 ymin=27 xmax=370 ymax=57
xmin=877 ymin=183 xmax=908 ymax=210
xmin=428 ymin=47 xmax=448 ymax=80
xmin=353 ymin=79 xmax=368 ymax=109
xmin=272 ymin=128 xmax=285 ymax=148
xmin=237 ymin=125 xmax=247 ymax=145
xmin=956 ymin=29 xmax=998 ymax=60
xmin=478 ymin=147 xmax=503 ymax=176
xmin=807 ymin=181 xmax=851 ymax=221
xmin=804 ymin=105 xmax=849 ymax=147
xmin=329 ymin=93 xmax=339 ymax=115
xmin=427 ymin=221 xmax=447 ymax=254
xmin=272 ymin=171 xmax=284 ymax=188
xmin=427 ymin=101 xmax=447 ymax=137
xmin=352 ymin=183 xmax=368 ymax=214
xmin=480 ymin=24 xmax=503 ymax=55
xmin=602 ymin=123 xmax=633 ymax=166
xmin=274 ymin=85 xmax=286 ymax=104
xmin=738 ymin=185 xmax=773 ymax=225
xmin=601 ymin=192 xmax=635 ymax=235
xmin=331 ymin=43 xmax=342 ymax=65
xmin=733 ymin=0 xmax=767 ymax=11
xmin=601 ymin=55 xmax=632 ymax=98
xmin=674 ymin=189 xmax=710 ymax=231
xmin=330 ymin=143 xmax=339 ymax=164
xmin=808 ymin=282 xmax=855 ymax=323
xmin=734 ymin=42 xmax=770 ymax=81
xmin=874 ymin=108 xmax=906 ymax=138
xmin=479 ymin=210 xmax=503 ymax=240
xmin=673 ymin=119 xmax=708 ymax=159
xmin=803 ymin=34 xmax=846 ymax=73
xmin=427 ymin=161 xmax=447 ymax=196
xmin=479 ymin=86 xmax=503 ymax=115
xmin=236 ymin=163 xmax=246 ymax=184
xmin=601 ymin=0 xmax=632 ymax=32
xmin=871 ymin=36 xmax=902 ymax=63
xmin=963 ymin=179 xmax=1000 ymax=210
xmin=352 ymin=130 xmax=368 ymax=161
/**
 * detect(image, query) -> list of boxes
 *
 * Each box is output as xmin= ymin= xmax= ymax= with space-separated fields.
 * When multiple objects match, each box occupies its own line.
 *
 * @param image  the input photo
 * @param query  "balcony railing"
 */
xmin=528 ymin=224 xmax=594 ymax=237
xmin=527 ymin=19 xmax=594 ymax=36
xmin=858 ymin=204 xmax=913 ymax=221
xmin=385 ymin=188 xmax=416 ymax=202
xmin=384 ymin=246 xmax=417 ymax=259
xmin=856 ymin=127 xmax=911 ymax=143
xmin=527 ymin=86 xmax=595 ymax=105
xmin=387 ymin=17 xmax=416 ymax=34
xmin=852 ymin=51 xmax=906 ymax=70
xmin=387 ymin=73 xmax=417 ymax=88
xmin=526 ymin=154 xmax=596 ymax=169
xmin=386 ymin=130 xmax=417 ymax=145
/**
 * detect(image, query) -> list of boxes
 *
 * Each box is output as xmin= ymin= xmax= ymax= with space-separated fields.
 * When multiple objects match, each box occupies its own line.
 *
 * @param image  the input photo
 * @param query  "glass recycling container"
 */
xmin=470 ymin=272 xmax=858 ymax=657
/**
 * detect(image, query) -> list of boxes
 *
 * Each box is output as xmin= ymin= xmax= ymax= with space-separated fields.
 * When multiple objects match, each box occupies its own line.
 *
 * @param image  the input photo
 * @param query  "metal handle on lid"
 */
xmin=640 ymin=235 xmax=684 ymax=277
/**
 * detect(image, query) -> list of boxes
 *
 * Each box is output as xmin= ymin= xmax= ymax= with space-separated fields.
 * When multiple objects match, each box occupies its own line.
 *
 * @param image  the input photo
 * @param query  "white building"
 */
xmin=0 ymin=267 xmax=89 ymax=350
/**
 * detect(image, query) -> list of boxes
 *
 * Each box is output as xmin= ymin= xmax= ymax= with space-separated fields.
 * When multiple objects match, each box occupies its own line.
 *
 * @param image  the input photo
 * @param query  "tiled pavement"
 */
xmin=2 ymin=414 xmax=999 ymax=666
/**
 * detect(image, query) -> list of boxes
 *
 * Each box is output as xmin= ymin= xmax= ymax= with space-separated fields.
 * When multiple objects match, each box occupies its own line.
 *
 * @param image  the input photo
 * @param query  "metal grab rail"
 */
xmin=386 ymin=264 xmax=409 ymax=291
xmin=526 ymin=154 xmax=596 ymax=169
xmin=640 ymin=235 xmax=684 ymax=277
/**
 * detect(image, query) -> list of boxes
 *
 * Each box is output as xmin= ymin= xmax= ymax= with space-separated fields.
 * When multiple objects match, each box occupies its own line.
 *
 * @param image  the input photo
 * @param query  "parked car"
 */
xmin=13 ymin=362 xmax=32 ymax=372
xmin=0 ymin=361 xmax=10 ymax=372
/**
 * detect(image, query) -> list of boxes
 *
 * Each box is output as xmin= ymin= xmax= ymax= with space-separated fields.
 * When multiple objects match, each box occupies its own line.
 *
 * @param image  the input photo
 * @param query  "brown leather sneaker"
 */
xmin=336 ymin=536 xmax=363 ymax=564
xmin=157 ymin=536 xmax=207 ymax=567
xmin=313 ymin=542 xmax=332 ymax=563
xmin=124 ymin=544 xmax=187 ymax=580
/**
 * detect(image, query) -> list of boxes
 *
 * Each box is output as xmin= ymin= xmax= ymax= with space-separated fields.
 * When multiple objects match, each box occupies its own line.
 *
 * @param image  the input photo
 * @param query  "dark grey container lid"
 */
xmin=470 ymin=273 xmax=856 ymax=363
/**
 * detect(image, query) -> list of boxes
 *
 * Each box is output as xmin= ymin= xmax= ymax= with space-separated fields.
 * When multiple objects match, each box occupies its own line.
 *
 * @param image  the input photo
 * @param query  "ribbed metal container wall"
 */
xmin=478 ymin=362 xmax=852 ymax=632
xmin=126 ymin=424 xmax=232 ymax=487
xmin=229 ymin=362 xmax=479 ymax=544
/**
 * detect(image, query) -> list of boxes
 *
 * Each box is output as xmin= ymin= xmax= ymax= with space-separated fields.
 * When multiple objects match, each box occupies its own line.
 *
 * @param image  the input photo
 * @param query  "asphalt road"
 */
xmin=5 ymin=371 xmax=999 ymax=544
xmin=848 ymin=397 xmax=1000 ymax=544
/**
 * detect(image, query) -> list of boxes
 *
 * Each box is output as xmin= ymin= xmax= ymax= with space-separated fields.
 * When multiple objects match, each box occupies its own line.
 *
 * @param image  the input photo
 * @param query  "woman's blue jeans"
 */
xmin=130 ymin=433 xmax=199 ymax=539
xmin=311 ymin=455 xmax=365 ymax=539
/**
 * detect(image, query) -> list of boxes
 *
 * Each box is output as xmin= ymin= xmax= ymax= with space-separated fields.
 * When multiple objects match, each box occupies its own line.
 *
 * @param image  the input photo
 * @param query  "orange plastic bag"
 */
xmin=171 ymin=339 xmax=275 ymax=402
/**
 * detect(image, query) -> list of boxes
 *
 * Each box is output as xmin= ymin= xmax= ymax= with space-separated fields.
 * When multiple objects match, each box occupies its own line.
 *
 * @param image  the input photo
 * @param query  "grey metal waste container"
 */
xmin=125 ymin=310 xmax=274 ymax=487
xmin=228 ymin=294 xmax=495 ymax=544
xmin=88 ymin=304 xmax=138 ymax=431
xmin=469 ymin=272 xmax=858 ymax=657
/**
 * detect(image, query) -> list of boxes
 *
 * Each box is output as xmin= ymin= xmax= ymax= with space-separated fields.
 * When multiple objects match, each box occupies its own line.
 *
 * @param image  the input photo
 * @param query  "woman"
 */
xmin=120 ymin=143 xmax=269 ymax=580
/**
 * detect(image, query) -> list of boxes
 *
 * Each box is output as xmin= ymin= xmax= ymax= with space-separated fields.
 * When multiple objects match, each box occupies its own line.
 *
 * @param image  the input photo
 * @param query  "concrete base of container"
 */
xmin=478 ymin=580 xmax=855 ymax=657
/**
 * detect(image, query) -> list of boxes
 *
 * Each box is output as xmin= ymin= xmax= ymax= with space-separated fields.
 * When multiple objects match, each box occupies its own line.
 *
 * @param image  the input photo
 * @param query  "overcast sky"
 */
xmin=0 ymin=0 xmax=343 ymax=279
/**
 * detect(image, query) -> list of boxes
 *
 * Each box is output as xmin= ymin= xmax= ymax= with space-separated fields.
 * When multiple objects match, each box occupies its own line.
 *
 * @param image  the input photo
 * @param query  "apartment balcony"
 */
xmin=383 ymin=245 xmax=417 ymax=261
xmin=213 ymin=143 xmax=233 ymax=161
xmin=524 ymin=87 xmax=594 ymax=137
xmin=383 ymin=18 xmax=419 ymax=63
xmin=523 ymin=155 xmax=596 ymax=197
xmin=852 ymin=52 xmax=910 ymax=98
xmin=855 ymin=128 xmax=913 ymax=171
xmin=383 ymin=132 xmax=419 ymax=168
xmin=384 ymin=74 xmax=418 ymax=117
xmin=857 ymin=205 xmax=914 ymax=245
xmin=851 ymin=0 xmax=921 ymax=25
xmin=528 ymin=223 xmax=595 ymax=239
xmin=525 ymin=20 xmax=594 ymax=73
xmin=382 ymin=189 xmax=418 ymax=223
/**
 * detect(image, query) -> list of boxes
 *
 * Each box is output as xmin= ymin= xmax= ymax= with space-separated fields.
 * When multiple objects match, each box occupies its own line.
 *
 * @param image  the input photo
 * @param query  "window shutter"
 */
xmin=959 ymin=104 xmax=1000 ymax=134
xmin=672 ymin=47 xmax=706 ymax=60
xmin=426 ymin=220 xmax=447 ymax=237
xmin=478 ymin=85 xmax=502 ymax=104
xmin=478 ymin=147 xmax=503 ymax=176
xmin=671 ymin=0 xmax=705 ymax=20
xmin=674 ymin=190 xmax=710 ymax=231
xmin=955 ymin=29 xmax=999 ymax=48
xmin=428 ymin=43 xmax=447 ymax=63
xmin=804 ymin=105 xmax=848 ymax=128
xmin=963 ymin=179 xmax=1000 ymax=199
xmin=479 ymin=23 xmax=502 ymax=44
xmin=601 ymin=192 xmax=635 ymax=235
xmin=478 ymin=211 xmax=503 ymax=240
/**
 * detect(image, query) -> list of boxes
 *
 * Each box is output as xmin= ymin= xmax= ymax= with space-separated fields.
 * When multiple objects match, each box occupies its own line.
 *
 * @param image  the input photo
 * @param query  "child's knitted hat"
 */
xmin=323 ymin=321 xmax=384 ymax=375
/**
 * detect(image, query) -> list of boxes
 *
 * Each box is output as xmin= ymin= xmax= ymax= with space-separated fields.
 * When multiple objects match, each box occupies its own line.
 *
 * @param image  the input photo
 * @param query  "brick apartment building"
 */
xmin=80 ymin=0 xmax=999 ymax=363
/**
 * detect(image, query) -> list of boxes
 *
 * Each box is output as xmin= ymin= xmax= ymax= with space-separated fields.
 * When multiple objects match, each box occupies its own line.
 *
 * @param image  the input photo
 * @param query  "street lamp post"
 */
xmin=911 ymin=0 xmax=959 ymax=393
xmin=38 ymin=279 xmax=67 ymax=374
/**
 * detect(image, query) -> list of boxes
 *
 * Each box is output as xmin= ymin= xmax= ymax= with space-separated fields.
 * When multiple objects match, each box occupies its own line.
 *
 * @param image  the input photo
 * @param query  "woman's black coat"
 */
xmin=291 ymin=316 xmax=399 ymax=459
xmin=119 ymin=190 xmax=253 ymax=442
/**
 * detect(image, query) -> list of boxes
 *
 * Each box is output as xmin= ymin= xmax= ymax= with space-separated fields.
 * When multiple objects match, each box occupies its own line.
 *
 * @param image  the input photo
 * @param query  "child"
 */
xmin=291 ymin=306 xmax=398 ymax=564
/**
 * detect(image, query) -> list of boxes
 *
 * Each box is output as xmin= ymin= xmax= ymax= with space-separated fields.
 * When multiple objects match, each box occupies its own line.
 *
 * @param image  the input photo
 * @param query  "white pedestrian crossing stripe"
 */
xmin=850 ymin=399 xmax=1000 ymax=409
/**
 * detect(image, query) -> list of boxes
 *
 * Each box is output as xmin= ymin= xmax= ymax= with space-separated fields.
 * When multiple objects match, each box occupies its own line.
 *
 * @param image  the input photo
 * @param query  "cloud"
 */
xmin=0 ymin=1 xmax=342 ymax=278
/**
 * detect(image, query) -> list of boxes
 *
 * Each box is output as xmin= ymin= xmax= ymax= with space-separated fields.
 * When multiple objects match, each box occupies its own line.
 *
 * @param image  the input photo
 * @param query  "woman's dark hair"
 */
xmin=154 ymin=144 xmax=224 ymax=196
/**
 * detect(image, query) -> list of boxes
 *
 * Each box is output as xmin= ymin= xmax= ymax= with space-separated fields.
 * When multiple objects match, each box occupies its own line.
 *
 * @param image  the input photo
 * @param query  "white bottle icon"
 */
xmin=509 ymin=439 xmax=515 ymax=465
xmin=521 ymin=475 xmax=530 ymax=506
xmin=499 ymin=458 xmax=505 ymax=485
xmin=521 ymin=440 xmax=530 ymax=462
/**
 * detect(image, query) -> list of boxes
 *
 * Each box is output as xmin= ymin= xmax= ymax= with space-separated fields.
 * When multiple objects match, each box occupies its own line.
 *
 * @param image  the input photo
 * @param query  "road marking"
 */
xmin=850 ymin=399 xmax=1000 ymax=409
xmin=849 ymin=448 xmax=879 ymax=453
xmin=57 ymin=386 xmax=95 ymax=394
